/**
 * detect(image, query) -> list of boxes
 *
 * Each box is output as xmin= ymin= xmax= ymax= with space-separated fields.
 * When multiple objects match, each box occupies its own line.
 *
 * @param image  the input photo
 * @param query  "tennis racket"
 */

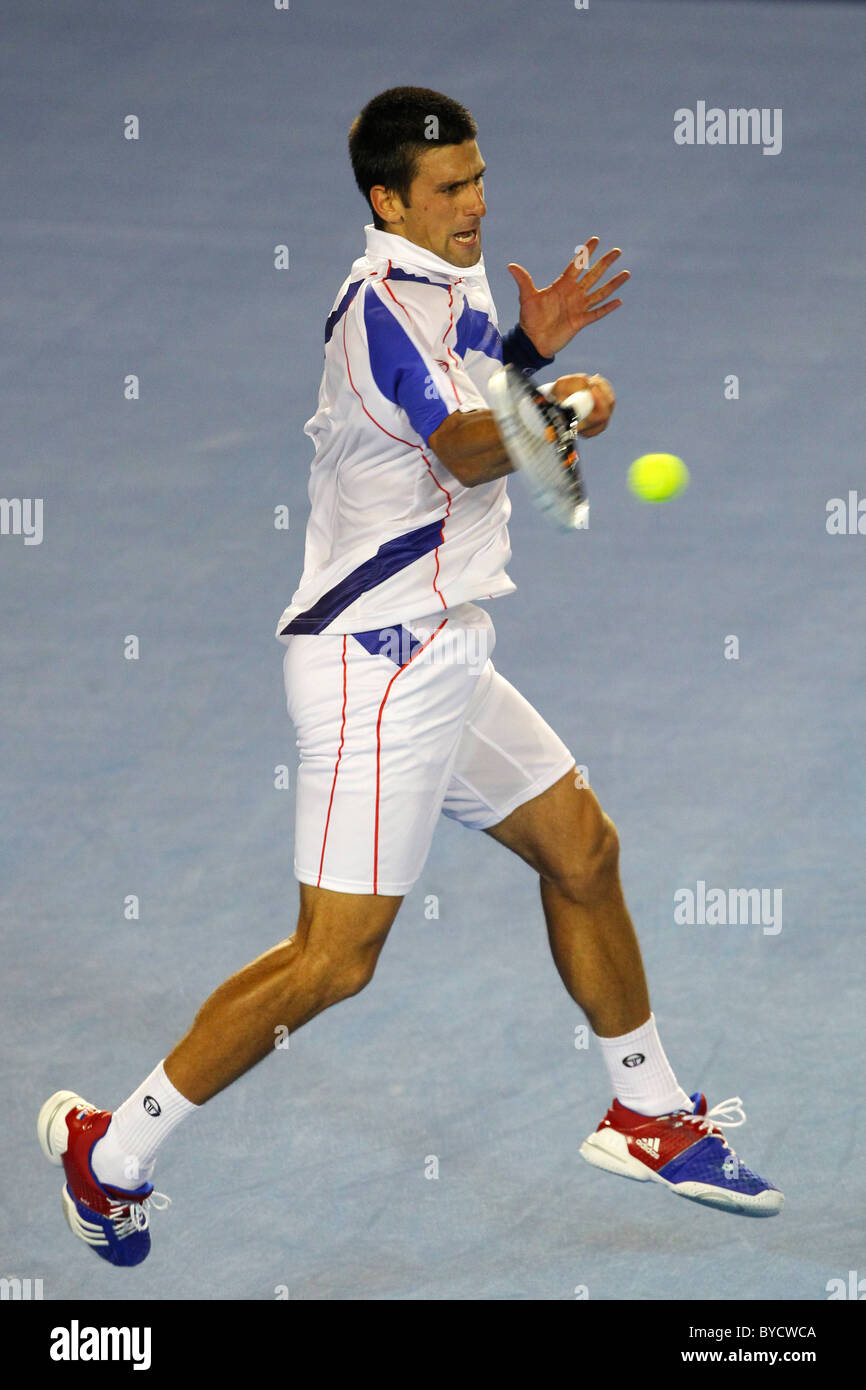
xmin=487 ymin=365 xmax=595 ymax=531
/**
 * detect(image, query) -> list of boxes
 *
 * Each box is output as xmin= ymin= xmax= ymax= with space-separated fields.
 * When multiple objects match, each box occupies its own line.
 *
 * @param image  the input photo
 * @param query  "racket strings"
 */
xmin=488 ymin=365 xmax=588 ymax=530
xmin=513 ymin=385 xmax=584 ymax=500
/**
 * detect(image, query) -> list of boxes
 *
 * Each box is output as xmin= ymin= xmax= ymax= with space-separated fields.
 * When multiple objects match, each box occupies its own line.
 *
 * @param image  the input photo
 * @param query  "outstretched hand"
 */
xmin=507 ymin=237 xmax=629 ymax=359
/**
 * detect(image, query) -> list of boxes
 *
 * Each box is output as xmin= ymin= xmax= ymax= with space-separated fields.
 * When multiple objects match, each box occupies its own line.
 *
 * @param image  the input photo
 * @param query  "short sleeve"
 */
xmin=362 ymin=282 xmax=489 ymax=445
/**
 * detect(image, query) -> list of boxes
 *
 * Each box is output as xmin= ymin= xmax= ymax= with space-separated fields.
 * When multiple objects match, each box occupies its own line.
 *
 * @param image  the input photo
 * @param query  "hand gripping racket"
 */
xmin=487 ymin=365 xmax=596 ymax=531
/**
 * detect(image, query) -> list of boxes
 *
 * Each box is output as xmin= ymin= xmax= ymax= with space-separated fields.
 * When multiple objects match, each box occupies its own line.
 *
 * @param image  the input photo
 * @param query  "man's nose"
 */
xmin=462 ymin=184 xmax=486 ymax=219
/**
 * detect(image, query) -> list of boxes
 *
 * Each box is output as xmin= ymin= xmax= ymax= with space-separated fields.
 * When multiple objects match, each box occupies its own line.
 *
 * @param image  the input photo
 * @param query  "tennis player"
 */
xmin=39 ymin=87 xmax=783 ymax=1267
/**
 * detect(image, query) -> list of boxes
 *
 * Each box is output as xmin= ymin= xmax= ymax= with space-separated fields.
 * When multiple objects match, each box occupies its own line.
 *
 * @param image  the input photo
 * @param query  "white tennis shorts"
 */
xmin=282 ymin=601 xmax=575 ymax=895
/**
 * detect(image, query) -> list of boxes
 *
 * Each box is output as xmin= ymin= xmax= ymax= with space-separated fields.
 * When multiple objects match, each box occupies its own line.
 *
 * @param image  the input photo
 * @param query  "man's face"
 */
xmin=378 ymin=140 xmax=487 ymax=268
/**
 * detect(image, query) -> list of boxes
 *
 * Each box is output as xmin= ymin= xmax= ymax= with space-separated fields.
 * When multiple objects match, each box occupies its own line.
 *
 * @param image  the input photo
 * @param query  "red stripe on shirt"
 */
xmin=381 ymin=261 xmax=413 ymax=326
xmin=385 ymin=268 xmax=462 ymax=407
xmin=341 ymin=299 xmax=452 ymax=611
xmin=423 ymin=461 xmax=451 ymax=610
xmin=441 ymin=285 xmax=463 ymax=405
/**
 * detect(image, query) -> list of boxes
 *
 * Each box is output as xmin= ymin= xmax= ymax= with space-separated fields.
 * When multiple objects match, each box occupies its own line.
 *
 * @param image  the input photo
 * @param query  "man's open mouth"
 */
xmin=453 ymin=229 xmax=478 ymax=245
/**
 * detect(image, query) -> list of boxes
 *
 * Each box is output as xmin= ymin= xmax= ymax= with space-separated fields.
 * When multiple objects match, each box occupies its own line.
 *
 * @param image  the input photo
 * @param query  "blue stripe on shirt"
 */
xmin=325 ymin=279 xmax=364 ymax=343
xmin=363 ymin=291 xmax=451 ymax=444
xmin=279 ymin=517 xmax=447 ymax=635
xmin=454 ymin=302 xmax=503 ymax=362
xmin=382 ymin=267 xmax=451 ymax=291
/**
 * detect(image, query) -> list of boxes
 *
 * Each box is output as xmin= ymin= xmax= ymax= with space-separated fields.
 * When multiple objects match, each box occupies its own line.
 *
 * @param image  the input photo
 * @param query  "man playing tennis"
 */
xmin=39 ymin=86 xmax=783 ymax=1267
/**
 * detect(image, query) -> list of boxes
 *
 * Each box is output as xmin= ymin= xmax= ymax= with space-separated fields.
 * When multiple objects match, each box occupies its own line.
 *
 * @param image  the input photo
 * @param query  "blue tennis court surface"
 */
xmin=2 ymin=0 xmax=864 ymax=1300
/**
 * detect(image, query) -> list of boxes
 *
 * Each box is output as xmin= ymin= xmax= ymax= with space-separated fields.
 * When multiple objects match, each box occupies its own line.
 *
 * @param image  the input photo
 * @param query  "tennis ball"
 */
xmin=628 ymin=453 xmax=689 ymax=503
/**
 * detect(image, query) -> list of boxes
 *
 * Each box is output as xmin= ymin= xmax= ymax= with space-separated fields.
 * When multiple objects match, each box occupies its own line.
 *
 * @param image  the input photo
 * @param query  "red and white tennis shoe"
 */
xmin=580 ymin=1092 xmax=784 ymax=1216
xmin=38 ymin=1090 xmax=170 ymax=1265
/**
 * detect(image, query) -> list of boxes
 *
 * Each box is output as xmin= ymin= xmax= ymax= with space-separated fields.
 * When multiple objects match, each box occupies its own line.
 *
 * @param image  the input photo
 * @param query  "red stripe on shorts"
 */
xmin=372 ymin=618 xmax=449 ymax=894
xmin=317 ymin=635 xmax=348 ymax=887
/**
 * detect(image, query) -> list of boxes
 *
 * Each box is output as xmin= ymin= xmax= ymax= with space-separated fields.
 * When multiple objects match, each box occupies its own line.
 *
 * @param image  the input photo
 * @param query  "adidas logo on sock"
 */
xmin=635 ymin=1137 xmax=661 ymax=1158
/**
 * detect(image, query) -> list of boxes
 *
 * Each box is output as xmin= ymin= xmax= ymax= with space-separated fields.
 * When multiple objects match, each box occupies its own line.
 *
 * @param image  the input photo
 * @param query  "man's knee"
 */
xmin=282 ymin=930 xmax=383 ymax=1004
xmin=292 ymin=886 xmax=401 ymax=1003
xmin=544 ymin=800 xmax=621 ymax=904
xmin=323 ymin=945 xmax=382 ymax=1001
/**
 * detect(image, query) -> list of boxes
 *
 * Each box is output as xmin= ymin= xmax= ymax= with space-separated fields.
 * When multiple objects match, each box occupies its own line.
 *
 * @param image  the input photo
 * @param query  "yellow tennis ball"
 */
xmin=628 ymin=453 xmax=689 ymax=503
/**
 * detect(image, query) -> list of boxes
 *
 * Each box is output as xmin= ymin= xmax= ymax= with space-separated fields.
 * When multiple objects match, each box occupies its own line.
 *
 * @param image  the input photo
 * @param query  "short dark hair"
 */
xmin=349 ymin=87 xmax=477 ymax=230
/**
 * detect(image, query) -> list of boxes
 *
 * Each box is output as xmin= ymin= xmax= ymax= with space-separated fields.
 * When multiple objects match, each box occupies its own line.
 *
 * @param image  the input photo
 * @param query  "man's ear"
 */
xmin=370 ymin=184 xmax=404 ymax=227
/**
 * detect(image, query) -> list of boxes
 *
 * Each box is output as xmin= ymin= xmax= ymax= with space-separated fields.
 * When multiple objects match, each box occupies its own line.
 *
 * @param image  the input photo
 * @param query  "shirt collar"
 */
xmin=363 ymin=224 xmax=488 ymax=281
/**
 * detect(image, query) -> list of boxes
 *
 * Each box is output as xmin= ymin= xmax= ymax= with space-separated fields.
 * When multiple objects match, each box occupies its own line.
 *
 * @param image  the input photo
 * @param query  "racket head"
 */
xmin=487 ymin=365 xmax=589 ymax=531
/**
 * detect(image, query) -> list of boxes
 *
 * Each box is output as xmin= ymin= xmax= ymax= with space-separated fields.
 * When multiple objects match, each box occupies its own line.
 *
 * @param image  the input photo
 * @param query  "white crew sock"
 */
xmin=91 ymin=1061 xmax=198 ymax=1191
xmin=596 ymin=1013 xmax=694 ymax=1117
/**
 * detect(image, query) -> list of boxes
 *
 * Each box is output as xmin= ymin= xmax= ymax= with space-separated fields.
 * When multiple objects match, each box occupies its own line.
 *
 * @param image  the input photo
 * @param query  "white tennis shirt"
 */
xmin=276 ymin=225 xmax=553 ymax=639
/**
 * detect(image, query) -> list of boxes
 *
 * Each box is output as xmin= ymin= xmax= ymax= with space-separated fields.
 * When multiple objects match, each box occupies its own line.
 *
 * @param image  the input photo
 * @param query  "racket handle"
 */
xmin=559 ymin=387 xmax=595 ymax=423
xmin=537 ymin=383 xmax=596 ymax=424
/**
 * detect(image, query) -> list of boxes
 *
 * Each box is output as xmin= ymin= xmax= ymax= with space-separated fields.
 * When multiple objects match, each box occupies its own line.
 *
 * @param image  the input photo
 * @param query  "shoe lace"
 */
xmin=107 ymin=1190 xmax=172 ymax=1238
xmin=676 ymin=1096 xmax=747 ymax=1153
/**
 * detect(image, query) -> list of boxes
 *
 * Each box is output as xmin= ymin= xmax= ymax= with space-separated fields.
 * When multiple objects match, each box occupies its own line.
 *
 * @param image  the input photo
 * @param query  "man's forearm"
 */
xmin=428 ymin=409 xmax=514 ymax=488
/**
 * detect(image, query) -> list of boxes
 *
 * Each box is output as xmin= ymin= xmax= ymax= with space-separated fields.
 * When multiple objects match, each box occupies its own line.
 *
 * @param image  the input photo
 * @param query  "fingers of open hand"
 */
xmin=576 ymin=246 xmax=622 ymax=290
xmin=571 ymin=236 xmax=600 ymax=270
xmin=577 ymin=299 xmax=623 ymax=328
xmin=507 ymin=262 xmax=536 ymax=295
xmin=583 ymin=269 xmax=630 ymax=310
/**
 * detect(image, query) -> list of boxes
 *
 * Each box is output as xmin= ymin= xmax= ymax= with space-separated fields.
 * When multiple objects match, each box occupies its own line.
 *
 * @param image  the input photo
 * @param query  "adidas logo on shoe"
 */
xmin=635 ymin=1136 xmax=661 ymax=1158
